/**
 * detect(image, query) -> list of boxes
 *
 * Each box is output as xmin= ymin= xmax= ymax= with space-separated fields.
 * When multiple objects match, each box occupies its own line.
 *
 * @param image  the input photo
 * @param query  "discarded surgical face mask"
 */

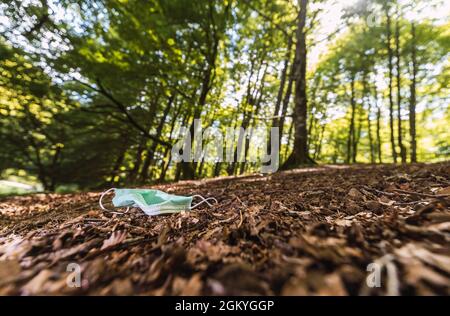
xmin=99 ymin=188 xmax=217 ymax=216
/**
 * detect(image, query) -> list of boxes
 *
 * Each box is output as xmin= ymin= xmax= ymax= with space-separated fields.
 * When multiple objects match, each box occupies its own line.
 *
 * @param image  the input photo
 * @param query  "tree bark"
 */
xmin=409 ymin=22 xmax=418 ymax=163
xmin=159 ymin=100 xmax=183 ymax=182
xmin=127 ymin=138 xmax=146 ymax=183
xmin=284 ymin=0 xmax=310 ymax=167
xmin=372 ymin=84 xmax=383 ymax=163
xmin=353 ymin=106 xmax=363 ymax=163
xmin=364 ymin=77 xmax=375 ymax=163
xmin=278 ymin=53 xmax=296 ymax=145
xmin=395 ymin=9 xmax=407 ymax=163
xmin=272 ymin=36 xmax=292 ymax=130
xmin=346 ymin=74 xmax=356 ymax=164
xmin=139 ymin=95 xmax=174 ymax=182
xmin=240 ymin=63 xmax=268 ymax=174
xmin=386 ymin=8 xmax=397 ymax=163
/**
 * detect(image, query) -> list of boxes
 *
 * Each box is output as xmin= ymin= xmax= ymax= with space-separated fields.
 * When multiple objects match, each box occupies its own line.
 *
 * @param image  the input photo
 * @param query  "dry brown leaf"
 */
xmin=437 ymin=186 xmax=450 ymax=195
xmin=0 ymin=259 xmax=21 ymax=285
xmin=101 ymin=231 xmax=127 ymax=250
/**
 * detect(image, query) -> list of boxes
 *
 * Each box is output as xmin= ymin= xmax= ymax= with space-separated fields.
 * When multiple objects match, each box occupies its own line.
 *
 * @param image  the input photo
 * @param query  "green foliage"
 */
xmin=0 ymin=0 xmax=448 ymax=191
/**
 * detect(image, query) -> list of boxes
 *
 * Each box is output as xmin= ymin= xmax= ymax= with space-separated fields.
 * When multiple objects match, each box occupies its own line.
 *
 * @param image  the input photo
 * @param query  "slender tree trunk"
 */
xmin=372 ymin=84 xmax=383 ymax=163
xmin=213 ymin=161 xmax=221 ymax=177
xmin=240 ymin=63 xmax=268 ymax=174
xmin=284 ymin=119 xmax=294 ymax=162
xmin=271 ymin=36 xmax=293 ymax=131
xmin=139 ymin=95 xmax=174 ymax=182
xmin=230 ymin=51 xmax=264 ymax=175
xmin=265 ymin=35 xmax=292 ymax=169
xmin=376 ymin=105 xmax=382 ymax=163
xmin=353 ymin=107 xmax=363 ymax=163
xmin=33 ymin=144 xmax=49 ymax=191
xmin=167 ymin=104 xmax=191 ymax=181
xmin=347 ymin=74 xmax=356 ymax=164
xmin=159 ymin=101 xmax=186 ymax=182
xmin=181 ymin=2 xmax=230 ymax=179
xmin=395 ymin=10 xmax=407 ymax=163
xmin=127 ymin=138 xmax=146 ymax=183
xmin=386 ymin=9 xmax=397 ymax=163
xmin=314 ymin=122 xmax=326 ymax=160
xmin=182 ymin=67 xmax=212 ymax=180
xmin=109 ymin=147 xmax=126 ymax=186
xmin=409 ymin=22 xmax=418 ymax=163
xmin=278 ymin=54 xmax=295 ymax=144
xmin=363 ymin=76 xmax=375 ymax=163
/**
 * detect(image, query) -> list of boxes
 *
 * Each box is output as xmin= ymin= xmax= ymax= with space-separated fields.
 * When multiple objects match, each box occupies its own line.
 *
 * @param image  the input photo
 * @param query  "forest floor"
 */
xmin=0 ymin=163 xmax=449 ymax=296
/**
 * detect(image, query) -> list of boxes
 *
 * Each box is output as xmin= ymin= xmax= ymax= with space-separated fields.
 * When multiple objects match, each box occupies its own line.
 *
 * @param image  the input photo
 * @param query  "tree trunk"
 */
xmin=409 ymin=22 xmax=418 ymax=163
xmin=230 ymin=51 xmax=264 ymax=175
xmin=365 ymin=80 xmax=375 ymax=164
xmin=159 ymin=100 xmax=184 ymax=182
xmin=240 ymin=63 xmax=268 ymax=174
xmin=386 ymin=8 xmax=397 ymax=163
xmin=139 ymin=95 xmax=174 ymax=182
xmin=353 ymin=107 xmax=363 ymax=163
xmin=314 ymin=122 xmax=326 ymax=160
xmin=278 ymin=53 xmax=295 ymax=144
xmin=181 ymin=2 xmax=230 ymax=179
xmin=346 ymin=74 xmax=356 ymax=164
xmin=284 ymin=0 xmax=309 ymax=167
xmin=395 ymin=10 xmax=407 ymax=163
xmin=127 ymin=138 xmax=146 ymax=183
xmin=271 ymin=36 xmax=293 ymax=131
xmin=373 ymin=84 xmax=383 ymax=163
xmin=284 ymin=119 xmax=294 ymax=162
xmin=109 ymin=147 xmax=126 ymax=186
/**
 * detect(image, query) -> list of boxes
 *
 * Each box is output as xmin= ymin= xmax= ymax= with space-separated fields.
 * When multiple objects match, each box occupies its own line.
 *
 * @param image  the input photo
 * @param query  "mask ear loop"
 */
xmin=190 ymin=195 xmax=218 ymax=209
xmin=99 ymin=188 xmax=130 ymax=215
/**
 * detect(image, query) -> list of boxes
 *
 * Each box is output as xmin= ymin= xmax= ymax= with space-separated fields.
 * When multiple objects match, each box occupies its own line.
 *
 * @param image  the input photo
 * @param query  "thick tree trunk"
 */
xmin=284 ymin=0 xmax=309 ymax=167
xmin=409 ymin=22 xmax=418 ymax=163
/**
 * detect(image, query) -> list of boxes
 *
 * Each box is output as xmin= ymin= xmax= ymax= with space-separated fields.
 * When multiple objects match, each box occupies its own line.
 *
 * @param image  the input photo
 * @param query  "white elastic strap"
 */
xmin=190 ymin=195 xmax=218 ymax=209
xmin=99 ymin=188 xmax=130 ymax=215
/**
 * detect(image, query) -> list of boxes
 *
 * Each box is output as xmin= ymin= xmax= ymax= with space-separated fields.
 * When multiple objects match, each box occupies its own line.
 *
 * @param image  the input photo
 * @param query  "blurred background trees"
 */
xmin=0 ymin=0 xmax=448 ymax=192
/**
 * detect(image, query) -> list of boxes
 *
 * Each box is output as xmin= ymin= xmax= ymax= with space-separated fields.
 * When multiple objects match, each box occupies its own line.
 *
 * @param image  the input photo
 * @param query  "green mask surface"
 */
xmin=99 ymin=188 xmax=217 ymax=216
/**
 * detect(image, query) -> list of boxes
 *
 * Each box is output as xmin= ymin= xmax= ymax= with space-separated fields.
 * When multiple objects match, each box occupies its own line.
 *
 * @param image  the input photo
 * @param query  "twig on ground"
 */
xmin=391 ymin=189 xmax=450 ymax=199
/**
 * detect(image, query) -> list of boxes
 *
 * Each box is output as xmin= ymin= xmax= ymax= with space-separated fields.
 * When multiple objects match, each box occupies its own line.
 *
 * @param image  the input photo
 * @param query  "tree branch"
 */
xmin=72 ymin=77 xmax=172 ymax=148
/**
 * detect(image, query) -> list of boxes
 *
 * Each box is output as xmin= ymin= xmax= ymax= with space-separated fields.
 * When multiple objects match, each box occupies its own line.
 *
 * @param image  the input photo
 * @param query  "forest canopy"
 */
xmin=0 ymin=0 xmax=449 ymax=192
